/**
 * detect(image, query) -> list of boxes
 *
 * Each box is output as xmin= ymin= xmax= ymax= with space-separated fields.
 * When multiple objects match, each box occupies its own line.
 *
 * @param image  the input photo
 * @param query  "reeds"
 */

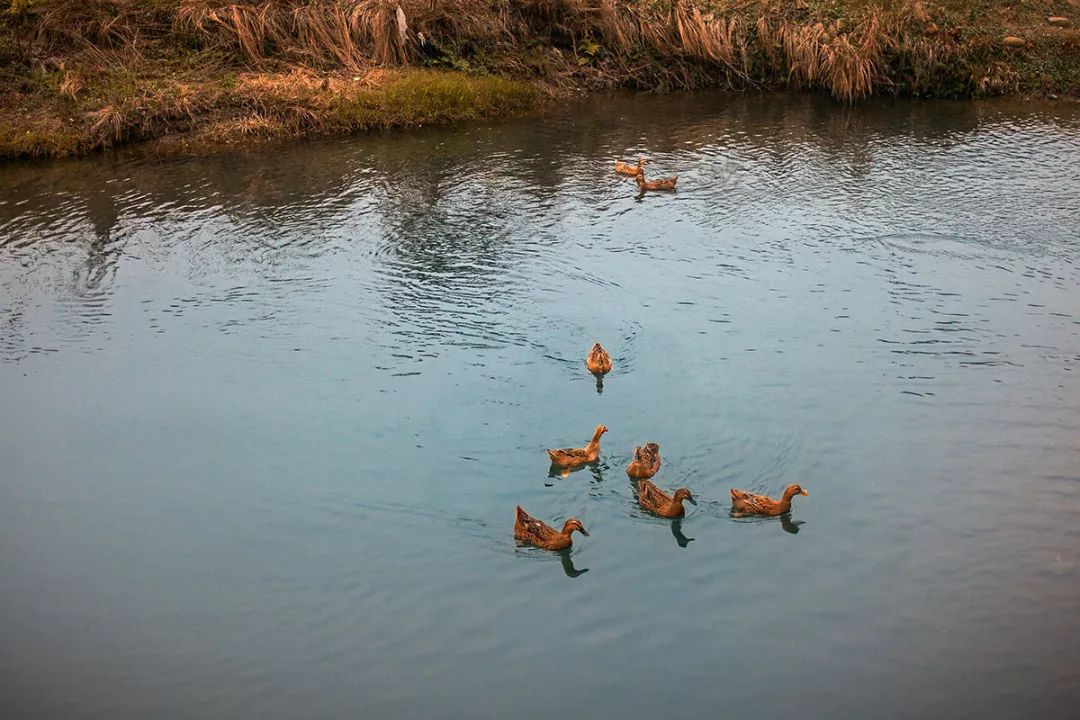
xmin=171 ymin=1 xmax=509 ymax=68
xmin=3 ymin=0 xmax=1041 ymax=108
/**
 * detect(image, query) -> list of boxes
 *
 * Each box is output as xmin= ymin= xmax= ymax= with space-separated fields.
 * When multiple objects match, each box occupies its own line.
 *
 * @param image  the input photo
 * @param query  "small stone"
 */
xmin=925 ymin=22 xmax=939 ymax=35
xmin=1002 ymin=36 xmax=1026 ymax=47
xmin=1047 ymin=17 xmax=1070 ymax=27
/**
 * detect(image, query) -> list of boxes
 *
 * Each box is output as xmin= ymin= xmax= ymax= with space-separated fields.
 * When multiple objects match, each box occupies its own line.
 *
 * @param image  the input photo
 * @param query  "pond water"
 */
xmin=2 ymin=92 xmax=1079 ymax=720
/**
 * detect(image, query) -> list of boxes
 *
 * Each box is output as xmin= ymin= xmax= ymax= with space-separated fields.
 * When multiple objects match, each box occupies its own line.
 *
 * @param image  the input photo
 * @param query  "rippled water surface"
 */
xmin=2 ymin=92 xmax=1079 ymax=719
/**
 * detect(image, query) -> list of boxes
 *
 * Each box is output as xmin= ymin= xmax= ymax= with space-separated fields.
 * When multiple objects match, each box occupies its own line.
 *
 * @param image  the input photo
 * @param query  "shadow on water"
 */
xmin=780 ymin=515 xmax=805 ymax=535
xmin=513 ymin=544 xmax=589 ymax=579
xmin=559 ymin=550 xmax=589 ymax=578
xmin=545 ymin=460 xmax=605 ymax=486
xmin=726 ymin=510 xmax=807 ymax=536
xmin=671 ymin=519 xmax=694 ymax=548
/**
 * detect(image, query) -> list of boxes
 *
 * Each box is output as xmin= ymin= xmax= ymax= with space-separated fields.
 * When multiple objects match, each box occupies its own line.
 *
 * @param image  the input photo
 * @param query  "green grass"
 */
xmin=329 ymin=71 xmax=539 ymax=130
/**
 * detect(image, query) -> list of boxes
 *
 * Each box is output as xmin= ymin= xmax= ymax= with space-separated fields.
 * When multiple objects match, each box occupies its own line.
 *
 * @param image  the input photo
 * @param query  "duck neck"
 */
xmin=777 ymin=492 xmax=798 ymax=513
xmin=589 ymin=429 xmax=604 ymax=447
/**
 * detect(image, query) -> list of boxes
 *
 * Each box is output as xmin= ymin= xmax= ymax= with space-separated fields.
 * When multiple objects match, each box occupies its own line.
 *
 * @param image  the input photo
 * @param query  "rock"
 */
xmin=1047 ymin=17 xmax=1070 ymax=27
xmin=1002 ymin=36 xmax=1026 ymax=47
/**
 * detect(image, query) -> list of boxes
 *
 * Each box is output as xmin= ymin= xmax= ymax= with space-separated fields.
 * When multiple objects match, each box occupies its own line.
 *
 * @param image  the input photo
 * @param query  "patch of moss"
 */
xmin=0 ymin=116 xmax=82 ymax=157
xmin=329 ymin=71 xmax=540 ymax=130
xmin=1011 ymin=36 xmax=1080 ymax=95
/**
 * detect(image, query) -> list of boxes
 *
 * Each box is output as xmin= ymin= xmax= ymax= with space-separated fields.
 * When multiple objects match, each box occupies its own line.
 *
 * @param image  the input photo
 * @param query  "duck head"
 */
xmin=673 ymin=488 xmax=697 ymax=506
xmin=783 ymin=484 xmax=809 ymax=500
xmin=562 ymin=518 xmax=589 ymax=537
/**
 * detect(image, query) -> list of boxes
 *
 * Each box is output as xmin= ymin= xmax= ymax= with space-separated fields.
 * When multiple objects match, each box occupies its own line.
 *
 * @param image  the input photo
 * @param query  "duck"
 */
xmin=615 ymin=157 xmax=647 ymax=177
xmin=626 ymin=442 xmax=661 ymax=479
xmin=514 ymin=506 xmax=589 ymax=550
xmin=547 ymin=424 xmax=607 ymax=469
xmin=586 ymin=342 xmax=612 ymax=374
xmin=729 ymin=484 xmax=808 ymax=516
xmin=637 ymin=479 xmax=697 ymax=518
xmin=635 ymin=169 xmax=678 ymax=192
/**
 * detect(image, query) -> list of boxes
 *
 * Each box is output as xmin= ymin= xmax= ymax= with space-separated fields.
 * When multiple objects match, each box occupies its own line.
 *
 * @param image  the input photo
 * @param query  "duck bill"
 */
xmin=687 ymin=496 xmax=698 ymax=505
xmin=579 ymin=528 xmax=590 ymax=536
xmin=800 ymin=490 xmax=809 ymax=496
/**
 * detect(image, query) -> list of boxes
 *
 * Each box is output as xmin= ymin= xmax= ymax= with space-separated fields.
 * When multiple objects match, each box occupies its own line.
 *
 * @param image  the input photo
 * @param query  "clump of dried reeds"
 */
xmin=171 ymin=0 xmax=508 ymax=68
xmin=763 ymin=15 xmax=885 ymax=102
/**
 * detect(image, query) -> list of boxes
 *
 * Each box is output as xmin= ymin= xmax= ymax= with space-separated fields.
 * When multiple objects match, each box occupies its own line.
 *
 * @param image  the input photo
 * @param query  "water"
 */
xmin=2 ymin=92 xmax=1079 ymax=719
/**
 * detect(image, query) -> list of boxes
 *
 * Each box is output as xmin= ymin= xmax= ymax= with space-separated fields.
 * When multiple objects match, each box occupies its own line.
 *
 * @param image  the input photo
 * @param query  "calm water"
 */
xmin=2 ymin=92 xmax=1079 ymax=719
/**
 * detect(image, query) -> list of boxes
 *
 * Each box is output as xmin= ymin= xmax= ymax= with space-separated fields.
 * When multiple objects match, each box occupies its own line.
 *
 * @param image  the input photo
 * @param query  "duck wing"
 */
xmin=641 ymin=444 xmax=660 ymax=469
xmin=549 ymin=447 xmax=588 ymax=463
xmin=638 ymin=480 xmax=671 ymax=512
xmin=514 ymin=506 xmax=554 ymax=543
xmin=730 ymin=488 xmax=773 ymax=514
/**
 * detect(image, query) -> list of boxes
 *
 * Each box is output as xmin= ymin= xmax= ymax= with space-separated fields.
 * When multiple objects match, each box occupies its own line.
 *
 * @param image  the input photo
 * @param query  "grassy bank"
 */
xmin=2 ymin=1 xmax=1078 ymax=159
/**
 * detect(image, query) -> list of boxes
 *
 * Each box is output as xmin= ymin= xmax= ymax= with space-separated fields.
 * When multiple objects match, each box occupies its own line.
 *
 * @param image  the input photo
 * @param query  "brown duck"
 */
xmin=514 ymin=506 xmax=589 ymax=551
xmin=635 ymin=169 xmax=678 ymax=192
xmin=637 ymin=479 xmax=697 ymax=518
xmin=614 ymin=157 xmax=647 ymax=177
xmin=626 ymin=442 xmax=661 ymax=479
xmin=729 ymin=484 xmax=808 ymax=516
xmin=586 ymin=342 xmax=613 ymax=374
xmin=548 ymin=424 xmax=607 ymax=469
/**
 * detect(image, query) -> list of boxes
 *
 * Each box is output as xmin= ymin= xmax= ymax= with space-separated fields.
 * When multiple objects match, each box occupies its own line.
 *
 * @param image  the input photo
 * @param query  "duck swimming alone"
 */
xmin=548 ymin=424 xmax=607 ymax=469
xmin=729 ymin=484 xmax=808 ymax=517
xmin=514 ymin=506 xmax=589 ymax=550
xmin=637 ymin=479 xmax=697 ymax=518
xmin=586 ymin=342 xmax=612 ymax=374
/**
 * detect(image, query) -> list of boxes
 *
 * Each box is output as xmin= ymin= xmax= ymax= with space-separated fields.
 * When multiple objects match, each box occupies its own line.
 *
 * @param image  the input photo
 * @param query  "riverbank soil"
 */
xmin=2 ymin=1 xmax=1078 ymax=159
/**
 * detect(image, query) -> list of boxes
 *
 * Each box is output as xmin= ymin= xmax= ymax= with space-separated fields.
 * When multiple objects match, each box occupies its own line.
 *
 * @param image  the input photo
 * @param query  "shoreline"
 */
xmin=2 ymin=1 xmax=1077 ymax=161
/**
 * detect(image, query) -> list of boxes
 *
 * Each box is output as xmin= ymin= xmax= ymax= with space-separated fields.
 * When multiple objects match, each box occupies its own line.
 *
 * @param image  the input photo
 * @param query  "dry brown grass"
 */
xmin=9 ymin=1 xmax=1058 ymax=101
xmin=171 ymin=1 xmax=510 ymax=68
xmin=59 ymin=69 xmax=86 ymax=98
xmin=88 ymin=104 xmax=124 ymax=142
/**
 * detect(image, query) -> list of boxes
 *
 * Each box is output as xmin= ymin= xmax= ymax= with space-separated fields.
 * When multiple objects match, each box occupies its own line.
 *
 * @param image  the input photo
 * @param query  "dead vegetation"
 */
xmin=1 ymin=1 xmax=1077 ymax=158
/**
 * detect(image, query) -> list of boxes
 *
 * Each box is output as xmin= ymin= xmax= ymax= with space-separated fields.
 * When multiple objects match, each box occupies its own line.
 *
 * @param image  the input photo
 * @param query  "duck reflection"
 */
xmin=546 ymin=460 xmax=604 ymax=485
xmin=559 ymin=550 xmax=589 ymax=578
xmin=780 ymin=514 xmax=805 ymax=535
xmin=670 ymin=518 xmax=694 ymax=548
xmin=594 ymin=373 xmax=604 ymax=394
